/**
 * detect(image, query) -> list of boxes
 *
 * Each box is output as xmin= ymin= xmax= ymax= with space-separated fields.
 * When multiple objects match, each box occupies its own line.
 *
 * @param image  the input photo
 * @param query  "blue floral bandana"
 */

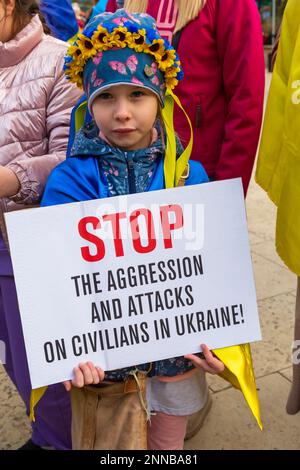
xmin=84 ymin=47 xmax=166 ymax=111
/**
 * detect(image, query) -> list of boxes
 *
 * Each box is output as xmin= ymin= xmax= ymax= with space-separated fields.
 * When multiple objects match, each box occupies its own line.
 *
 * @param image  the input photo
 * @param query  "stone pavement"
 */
xmin=1 ymin=72 xmax=300 ymax=450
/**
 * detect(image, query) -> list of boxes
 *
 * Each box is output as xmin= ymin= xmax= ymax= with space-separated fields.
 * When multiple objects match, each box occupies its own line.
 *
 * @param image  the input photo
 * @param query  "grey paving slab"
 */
xmin=247 ymin=216 xmax=276 ymax=242
xmin=279 ymin=367 xmax=293 ymax=382
xmin=184 ymin=373 xmax=300 ymax=450
xmin=252 ymin=292 xmax=295 ymax=378
xmin=252 ymin=240 xmax=289 ymax=269
xmin=249 ymin=231 xmax=266 ymax=246
xmin=207 ymin=373 xmax=233 ymax=393
xmin=0 ymin=365 xmax=30 ymax=450
xmin=252 ymin=252 xmax=296 ymax=301
xmin=208 ymin=292 xmax=296 ymax=391
xmin=246 ymin=184 xmax=277 ymax=242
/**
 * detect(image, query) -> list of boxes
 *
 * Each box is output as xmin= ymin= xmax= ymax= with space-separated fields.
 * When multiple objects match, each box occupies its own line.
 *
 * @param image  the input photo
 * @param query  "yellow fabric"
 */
xmin=256 ymin=0 xmax=300 ymax=275
xmin=213 ymin=345 xmax=262 ymax=429
xmin=29 ymin=386 xmax=48 ymax=422
xmin=75 ymin=100 xmax=87 ymax=133
xmin=161 ymin=89 xmax=194 ymax=186
xmin=161 ymin=91 xmax=177 ymax=187
xmin=68 ymin=31 xmax=80 ymax=45
xmin=30 ymin=91 xmax=262 ymax=430
xmin=172 ymin=91 xmax=194 ymax=186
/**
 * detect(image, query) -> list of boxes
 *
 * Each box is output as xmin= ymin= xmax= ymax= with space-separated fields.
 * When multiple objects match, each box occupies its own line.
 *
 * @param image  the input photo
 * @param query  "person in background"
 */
xmin=256 ymin=0 xmax=300 ymax=419
xmin=85 ymin=0 xmax=109 ymax=24
xmin=40 ymin=0 xmax=79 ymax=42
xmin=0 ymin=0 xmax=82 ymax=450
xmin=106 ymin=0 xmax=265 ymax=196
xmin=270 ymin=0 xmax=288 ymax=71
xmin=105 ymin=0 xmax=265 ymax=439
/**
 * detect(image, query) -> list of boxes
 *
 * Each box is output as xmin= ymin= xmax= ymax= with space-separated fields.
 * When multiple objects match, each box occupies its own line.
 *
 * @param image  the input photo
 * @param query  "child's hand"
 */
xmin=63 ymin=362 xmax=105 ymax=391
xmin=184 ymin=344 xmax=225 ymax=375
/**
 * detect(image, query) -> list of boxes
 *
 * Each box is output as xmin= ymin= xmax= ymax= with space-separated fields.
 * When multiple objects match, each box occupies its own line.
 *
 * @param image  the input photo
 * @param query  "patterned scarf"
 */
xmin=71 ymin=122 xmax=163 ymax=196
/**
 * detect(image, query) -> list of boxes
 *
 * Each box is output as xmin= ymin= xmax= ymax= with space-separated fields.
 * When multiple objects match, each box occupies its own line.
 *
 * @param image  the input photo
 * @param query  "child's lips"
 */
xmin=112 ymin=128 xmax=136 ymax=134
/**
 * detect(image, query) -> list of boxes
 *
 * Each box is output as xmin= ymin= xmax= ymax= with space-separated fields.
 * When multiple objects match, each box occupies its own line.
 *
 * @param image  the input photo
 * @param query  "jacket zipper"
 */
xmin=195 ymin=103 xmax=201 ymax=128
xmin=127 ymin=157 xmax=136 ymax=194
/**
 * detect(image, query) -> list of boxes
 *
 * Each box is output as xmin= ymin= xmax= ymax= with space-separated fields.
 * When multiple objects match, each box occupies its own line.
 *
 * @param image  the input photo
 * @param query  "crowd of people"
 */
xmin=0 ymin=0 xmax=299 ymax=452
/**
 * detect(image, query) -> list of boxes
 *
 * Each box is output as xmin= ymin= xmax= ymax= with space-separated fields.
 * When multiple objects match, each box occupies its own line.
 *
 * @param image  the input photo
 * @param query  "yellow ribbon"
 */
xmin=161 ymin=89 xmax=194 ymax=187
xmin=161 ymin=91 xmax=176 ymax=188
xmin=74 ymin=99 xmax=87 ymax=133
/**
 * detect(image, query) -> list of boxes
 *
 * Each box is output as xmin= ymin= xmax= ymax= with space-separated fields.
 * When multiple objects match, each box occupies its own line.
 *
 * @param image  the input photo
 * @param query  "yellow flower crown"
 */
xmin=64 ymin=24 xmax=184 ymax=91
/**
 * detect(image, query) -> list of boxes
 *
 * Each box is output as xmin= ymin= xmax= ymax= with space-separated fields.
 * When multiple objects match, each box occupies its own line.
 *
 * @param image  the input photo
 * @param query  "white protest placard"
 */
xmin=5 ymin=178 xmax=261 ymax=389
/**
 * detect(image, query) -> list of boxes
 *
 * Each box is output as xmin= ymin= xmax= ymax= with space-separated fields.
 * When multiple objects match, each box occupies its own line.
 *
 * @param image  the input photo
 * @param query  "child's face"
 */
xmin=92 ymin=85 xmax=159 ymax=151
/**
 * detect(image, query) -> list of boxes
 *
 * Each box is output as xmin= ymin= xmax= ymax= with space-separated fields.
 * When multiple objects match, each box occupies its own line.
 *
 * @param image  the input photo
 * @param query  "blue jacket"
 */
xmin=40 ymin=0 xmax=78 ymax=42
xmin=43 ymin=120 xmax=209 ymax=206
xmin=42 ymin=150 xmax=208 ymax=206
xmin=88 ymin=0 xmax=109 ymax=22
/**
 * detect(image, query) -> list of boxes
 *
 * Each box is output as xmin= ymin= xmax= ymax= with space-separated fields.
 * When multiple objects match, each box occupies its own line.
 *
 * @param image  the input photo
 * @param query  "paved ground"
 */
xmin=1 ymin=72 xmax=300 ymax=450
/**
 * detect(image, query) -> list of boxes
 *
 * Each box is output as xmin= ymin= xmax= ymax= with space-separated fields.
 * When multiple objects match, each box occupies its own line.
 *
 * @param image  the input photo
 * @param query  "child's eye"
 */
xmin=131 ymin=90 xmax=145 ymax=98
xmin=98 ymin=92 xmax=113 ymax=100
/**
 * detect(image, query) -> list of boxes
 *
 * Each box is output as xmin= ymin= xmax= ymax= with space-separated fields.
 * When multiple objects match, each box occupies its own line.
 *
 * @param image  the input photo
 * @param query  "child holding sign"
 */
xmin=41 ymin=8 xmax=225 ymax=450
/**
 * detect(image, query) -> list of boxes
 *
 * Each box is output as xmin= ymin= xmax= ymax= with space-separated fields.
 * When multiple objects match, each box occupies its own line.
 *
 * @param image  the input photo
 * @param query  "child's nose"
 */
xmin=114 ymin=100 xmax=132 ymax=121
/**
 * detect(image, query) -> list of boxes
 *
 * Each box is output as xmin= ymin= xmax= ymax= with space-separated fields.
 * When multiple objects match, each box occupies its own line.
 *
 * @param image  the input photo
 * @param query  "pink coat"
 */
xmin=0 ymin=15 xmax=82 ymax=241
xmin=107 ymin=0 xmax=265 ymax=194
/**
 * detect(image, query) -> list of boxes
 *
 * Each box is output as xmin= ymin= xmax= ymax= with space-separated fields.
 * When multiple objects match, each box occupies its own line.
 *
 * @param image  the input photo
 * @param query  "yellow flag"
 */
xmin=29 ymin=387 xmax=48 ymax=422
xmin=256 ymin=0 xmax=300 ymax=276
